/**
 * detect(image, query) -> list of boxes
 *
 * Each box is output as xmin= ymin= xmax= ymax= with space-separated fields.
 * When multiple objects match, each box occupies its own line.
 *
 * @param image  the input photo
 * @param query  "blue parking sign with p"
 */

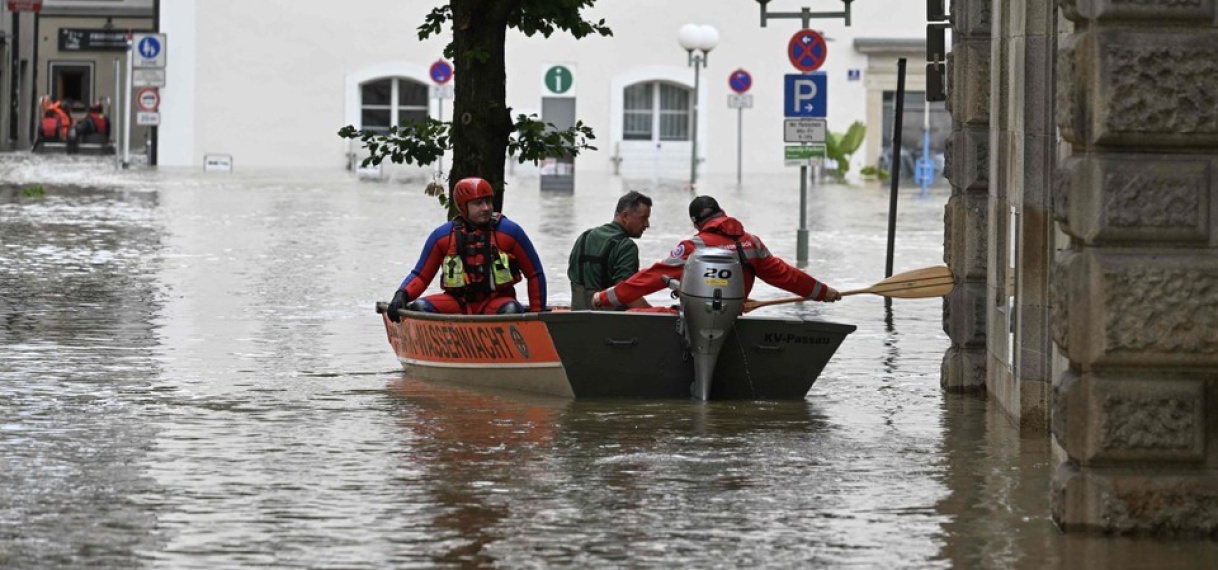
xmin=784 ymin=73 xmax=827 ymax=118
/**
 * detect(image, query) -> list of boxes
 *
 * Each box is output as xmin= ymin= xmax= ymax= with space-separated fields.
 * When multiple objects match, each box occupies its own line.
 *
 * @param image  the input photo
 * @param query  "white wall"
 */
xmin=161 ymin=0 xmax=924 ymax=174
xmin=160 ymin=0 xmax=196 ymax=167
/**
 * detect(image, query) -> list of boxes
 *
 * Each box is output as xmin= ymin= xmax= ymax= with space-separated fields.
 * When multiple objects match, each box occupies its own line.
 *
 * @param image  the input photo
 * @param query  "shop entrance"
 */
xmin=49 ymin=62 xmax=93 ymax=110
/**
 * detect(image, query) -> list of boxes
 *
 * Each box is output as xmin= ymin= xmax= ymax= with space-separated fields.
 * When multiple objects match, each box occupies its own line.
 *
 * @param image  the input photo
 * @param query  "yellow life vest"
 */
xmin=440 ymin=250 xmax=512 ymax=289
xmin=439 ymin=218 xmax=514 ymax=292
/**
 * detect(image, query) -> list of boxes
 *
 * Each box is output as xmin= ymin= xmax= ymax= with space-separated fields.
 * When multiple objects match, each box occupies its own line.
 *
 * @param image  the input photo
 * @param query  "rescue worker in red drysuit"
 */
xmin=592 ymin=195 xmax=841 ymax=310
xmin=78 ymin=103 xmax=110 ymax=138
xmin=385 ymin=177 xmax=547 ymax=319
xmin=39 ymin=101 xmax=71 ymax=141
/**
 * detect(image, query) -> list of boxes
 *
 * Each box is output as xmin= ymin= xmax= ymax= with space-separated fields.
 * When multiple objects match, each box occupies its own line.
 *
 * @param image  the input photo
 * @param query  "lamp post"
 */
xmin=678 ymin=24 xmax=718 ymax=191
xmin=755 ymin=0 xmax=854 ymax=28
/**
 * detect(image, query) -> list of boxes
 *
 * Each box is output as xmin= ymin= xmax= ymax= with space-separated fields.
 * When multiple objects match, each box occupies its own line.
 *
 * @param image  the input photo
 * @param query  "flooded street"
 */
xmin=4 ymin=156 xmax=1218 ymax=568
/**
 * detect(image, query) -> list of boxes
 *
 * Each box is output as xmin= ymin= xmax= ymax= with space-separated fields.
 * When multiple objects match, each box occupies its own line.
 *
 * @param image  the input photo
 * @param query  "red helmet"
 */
xmin=452 ymin=177 xmax=494 ymax=217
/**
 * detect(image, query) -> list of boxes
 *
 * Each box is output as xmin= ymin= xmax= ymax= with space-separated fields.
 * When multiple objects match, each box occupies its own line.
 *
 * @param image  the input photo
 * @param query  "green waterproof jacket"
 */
xmin=567 ymin=222 xmax=639 ymax=310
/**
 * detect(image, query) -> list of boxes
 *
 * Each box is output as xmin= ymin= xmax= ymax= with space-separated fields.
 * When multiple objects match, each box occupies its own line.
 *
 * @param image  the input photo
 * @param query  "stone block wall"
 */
xmin=1053 ymin=0 xmax=1218 ymax=535
xmin=942 ymin=0 xmax=992 ymax=392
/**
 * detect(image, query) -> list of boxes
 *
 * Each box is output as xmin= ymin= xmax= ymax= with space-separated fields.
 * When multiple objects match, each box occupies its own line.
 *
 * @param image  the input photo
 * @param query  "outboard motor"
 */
xmin=665 ymin=247 xmax=745 ymax=400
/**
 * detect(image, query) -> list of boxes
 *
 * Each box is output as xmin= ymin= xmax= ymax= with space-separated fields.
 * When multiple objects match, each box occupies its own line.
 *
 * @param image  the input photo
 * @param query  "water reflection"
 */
xmin=387 ymin=379 xmax=566 ymax=567
xmin=882 ymin=305 xmax=900 ymax=375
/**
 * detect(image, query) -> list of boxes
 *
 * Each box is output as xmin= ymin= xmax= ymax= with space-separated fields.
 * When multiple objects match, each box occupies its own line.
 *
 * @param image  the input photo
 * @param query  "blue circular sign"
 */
xmin=137 ymin=36 xmax=162 ymax=59
xmin=728 ymin=69 xmax=752 ymax=94
xmin=788 ymin=30 xmax=827 ymax=72
xmin=429 ymin=60 xmax=453 ymax=85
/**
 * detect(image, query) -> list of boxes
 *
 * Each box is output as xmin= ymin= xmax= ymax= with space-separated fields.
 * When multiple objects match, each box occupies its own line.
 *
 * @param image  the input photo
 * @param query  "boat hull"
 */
xmin=381 ymin=309 xmax=856 ymax=400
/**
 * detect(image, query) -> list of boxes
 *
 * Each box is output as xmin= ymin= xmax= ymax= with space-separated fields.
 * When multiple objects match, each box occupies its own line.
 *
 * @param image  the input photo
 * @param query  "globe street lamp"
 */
xmin=678 ymin=24 xmax=718 ymax=191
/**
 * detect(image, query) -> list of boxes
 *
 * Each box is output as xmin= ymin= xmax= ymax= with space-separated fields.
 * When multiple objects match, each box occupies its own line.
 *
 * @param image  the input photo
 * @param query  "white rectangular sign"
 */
xmin=430 ymin=85 xmax=453 ymax=99
xmin=784 ymin=118 xmax=827 ymax=143
xmin=136 ymin=111 xmax=160 ymax=126
xmin=133 ymin=68 xmax=166 ymax=87
xmin=727 ymin=94 xmax=753 ymax=109
xmin=204 ymin=154 xmax=233 ymax=172
xmin=784 ymin=157 xmax=825 ymax=168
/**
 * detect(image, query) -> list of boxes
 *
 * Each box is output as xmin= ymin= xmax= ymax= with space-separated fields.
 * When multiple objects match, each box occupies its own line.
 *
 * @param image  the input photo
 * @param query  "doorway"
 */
xmin=48 ymin=61 xmax=93 ymax=111
xmin=880 ymin=90 xmax=949 ymax=180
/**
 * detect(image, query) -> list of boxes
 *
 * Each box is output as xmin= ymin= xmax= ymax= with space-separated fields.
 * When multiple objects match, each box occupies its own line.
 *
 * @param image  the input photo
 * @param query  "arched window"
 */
xmin=623 ymin=81 xmax=691 ymax=142
xmin=360 ymin=77 xmax=429 ymax=133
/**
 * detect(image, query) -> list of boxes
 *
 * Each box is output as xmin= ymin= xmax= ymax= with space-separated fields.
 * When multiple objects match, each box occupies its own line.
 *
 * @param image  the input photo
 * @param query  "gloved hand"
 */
xmin=387 ymin=290 xmax=408 ymax=322
xmin=590 ymin=291 xmax=606 ymax=309
xmin=823 ymin=286 xmax=842 ymax=303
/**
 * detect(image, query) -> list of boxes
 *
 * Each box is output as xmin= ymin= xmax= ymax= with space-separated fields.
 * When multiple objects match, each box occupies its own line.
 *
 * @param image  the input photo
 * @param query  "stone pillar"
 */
xmin=985 ymin=0 xmax=1056 ymax=428
xmin=1053 ymin=2 xmax=1218 ymax=534
xmin=942 ymin=0 xmax=991 ymax=391
xmin=1010 ymin=0 xmax=1058 ymax=431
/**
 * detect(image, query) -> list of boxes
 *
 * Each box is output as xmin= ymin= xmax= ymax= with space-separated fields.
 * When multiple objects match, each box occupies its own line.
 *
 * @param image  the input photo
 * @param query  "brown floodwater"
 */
xmin=3 ymin=156 xmax=1218 ymax=568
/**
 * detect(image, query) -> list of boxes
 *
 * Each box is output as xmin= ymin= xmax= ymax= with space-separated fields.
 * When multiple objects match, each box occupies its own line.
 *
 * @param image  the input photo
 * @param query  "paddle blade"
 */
xmin=741 ymin=265 xmax=955 ymax=313
xmin=843 ymin=265 xmax=954 ymax=299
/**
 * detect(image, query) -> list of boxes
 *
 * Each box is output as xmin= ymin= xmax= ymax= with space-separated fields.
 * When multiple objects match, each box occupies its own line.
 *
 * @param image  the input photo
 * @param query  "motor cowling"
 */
xmin=673 ymin=247 xmax=745 ymax=400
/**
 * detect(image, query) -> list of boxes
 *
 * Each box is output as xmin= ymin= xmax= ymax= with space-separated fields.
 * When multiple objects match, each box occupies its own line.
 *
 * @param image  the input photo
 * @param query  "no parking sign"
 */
xmin=728 ymin=69 xmax=752 ymax=94
xmin=429 ymin=60 xmax=453 ymax=84
xmin=788 ymin=29 xmax=827 ymax=72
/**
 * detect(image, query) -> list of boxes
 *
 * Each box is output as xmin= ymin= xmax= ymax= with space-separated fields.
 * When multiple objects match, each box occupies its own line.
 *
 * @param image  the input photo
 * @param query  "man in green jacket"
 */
xmin=568 ymin=190 xmax=652 ymax=310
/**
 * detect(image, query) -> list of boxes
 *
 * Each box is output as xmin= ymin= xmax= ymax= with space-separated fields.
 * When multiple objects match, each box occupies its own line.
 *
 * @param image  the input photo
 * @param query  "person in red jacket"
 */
xmin=592 ymin=195 xmax=840 ymax=310
xmin=385 ymin=177 xmax=547 ymax=319
xmin=39 ymin=102 xmax=71 ymax=141
xmin=77 ymin=102 xmax=109 ymax=139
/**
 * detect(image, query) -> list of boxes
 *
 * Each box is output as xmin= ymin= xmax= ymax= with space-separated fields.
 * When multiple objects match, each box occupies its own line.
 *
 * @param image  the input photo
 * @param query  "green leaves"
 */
xmin=506 ymin=114 xmax=597 ymax=164
xmin=338 ymin=119 xmax=450 ymax=168
xmin=338 ymin=114 xmax=596 ymax=169
xmin=417 ymin=5 xmax=452 ymax=40
xmin=839 ymin=121 xmax=866 ymax=156
xmin=824 ymin=120 xmax=867 ymax=181
xmin=510 ymin=0 xmax=612 ymax=39
xmin=420 ymin=1 xmax=612 ymax=55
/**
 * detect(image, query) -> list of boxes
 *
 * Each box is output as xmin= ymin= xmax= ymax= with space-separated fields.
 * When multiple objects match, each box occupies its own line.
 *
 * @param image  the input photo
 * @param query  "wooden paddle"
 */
xmin=742 ymin=265 xmax=954 ymax=313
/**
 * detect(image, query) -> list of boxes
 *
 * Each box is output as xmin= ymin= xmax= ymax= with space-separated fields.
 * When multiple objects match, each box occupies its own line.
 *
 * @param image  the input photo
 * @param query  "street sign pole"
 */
xmin=114 ymin=57 xmax=121 ymax=170
xmin=781 ymin=28 xmax=829 ymax=264
xmin=130 ymin=33 xmax=167 ymax=168
xmin=798 ymin=164 xmax=808 ymax=263
xmin=727 ymin=69 xmax=753 ymax=187
xmin=916 ymin=93 xmax=933 ymax=197
xmin=689 ymin=59 xmax=701 ymax=191
xmin=737 ymin=106 xmax=743 ymax=186
xmin=438 ymin=95 xmax=444 ymax=175
xmin=429 ymin=60 xmax=454 ymax=176
xmin=756 ymin=4 xmax=849 ymax=265
xmin=123 ymin=37 xmax=133 ymax=169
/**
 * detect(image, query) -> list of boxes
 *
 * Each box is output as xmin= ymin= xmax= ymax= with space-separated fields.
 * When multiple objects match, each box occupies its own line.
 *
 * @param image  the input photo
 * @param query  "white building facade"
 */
xmin=159 ymin=0 xmax=933 ymax=178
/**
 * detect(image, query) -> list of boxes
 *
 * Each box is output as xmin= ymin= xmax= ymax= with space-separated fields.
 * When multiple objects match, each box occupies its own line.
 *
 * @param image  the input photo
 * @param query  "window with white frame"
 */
xmin=360 ymin=77 xmax=429 ymax=133
xmin=623 ymin=81 xmax=691 ymax=142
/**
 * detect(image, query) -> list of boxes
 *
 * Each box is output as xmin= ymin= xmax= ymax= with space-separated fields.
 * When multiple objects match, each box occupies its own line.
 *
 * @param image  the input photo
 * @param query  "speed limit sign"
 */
xmin=136 ymin=87 xmax=160 ymax=112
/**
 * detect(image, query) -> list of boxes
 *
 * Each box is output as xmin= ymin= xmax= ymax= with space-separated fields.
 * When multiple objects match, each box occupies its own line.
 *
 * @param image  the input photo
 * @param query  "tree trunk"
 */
xmin=450 ymin=0 xmax=515 ymax=214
